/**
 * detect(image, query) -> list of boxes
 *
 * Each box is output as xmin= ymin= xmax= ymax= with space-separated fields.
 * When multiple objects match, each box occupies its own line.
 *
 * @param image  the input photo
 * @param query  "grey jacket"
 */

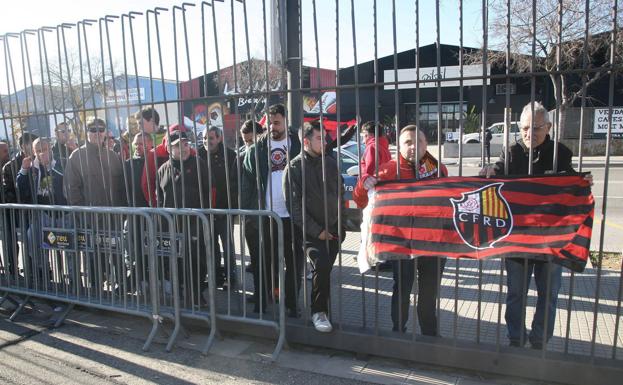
xmin=64 ymin=141 xmax=125 ymax=206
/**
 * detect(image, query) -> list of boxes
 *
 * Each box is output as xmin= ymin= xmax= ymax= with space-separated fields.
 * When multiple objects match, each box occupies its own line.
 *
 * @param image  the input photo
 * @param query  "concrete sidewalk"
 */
xmin=0 ymin=301 xmax=538 ymax=385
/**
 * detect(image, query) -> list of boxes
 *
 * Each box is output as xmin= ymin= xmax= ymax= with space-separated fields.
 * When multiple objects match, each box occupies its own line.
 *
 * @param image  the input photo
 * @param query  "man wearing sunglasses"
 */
xmin=64 ymin=117 xmax=125 ymax=207
xmin=64 ymin=117 xmax=125 ymax=293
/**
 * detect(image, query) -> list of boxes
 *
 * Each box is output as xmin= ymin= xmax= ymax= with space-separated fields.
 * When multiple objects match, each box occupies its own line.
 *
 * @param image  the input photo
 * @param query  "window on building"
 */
xmin=404 ymin=103 xmax=467 ymax=143
xmin=495 ymin=83 xmax=516 ymax=95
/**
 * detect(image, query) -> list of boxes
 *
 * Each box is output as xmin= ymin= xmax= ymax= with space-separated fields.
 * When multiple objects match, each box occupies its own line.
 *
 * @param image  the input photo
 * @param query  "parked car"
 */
xmin=335 ymin=141 xmax=364 ymax=232
xmin=462 ymin=121 xmax=520 ymax=145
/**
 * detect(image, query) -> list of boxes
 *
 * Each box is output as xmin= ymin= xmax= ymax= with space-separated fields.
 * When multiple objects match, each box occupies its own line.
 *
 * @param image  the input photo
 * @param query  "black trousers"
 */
xmin=213 ymin=217 xmax=236 ymax=285
xmin=391 ymin=257 xmax=446 ymax=335
xmin=1 ymin=211 xmax=19 ymax=277
xmin=306 ymin=237 xmax=340 ymax=314
xmin=244 ymin=217 xmax=260 ymax=268
xmin=252 ymin=217 xmax=303 ymax=312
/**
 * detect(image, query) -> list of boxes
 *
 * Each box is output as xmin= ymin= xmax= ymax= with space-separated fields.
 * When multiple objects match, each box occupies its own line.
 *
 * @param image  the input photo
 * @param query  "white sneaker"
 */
xmin=312 ymin=312 xmax=333 ymax=333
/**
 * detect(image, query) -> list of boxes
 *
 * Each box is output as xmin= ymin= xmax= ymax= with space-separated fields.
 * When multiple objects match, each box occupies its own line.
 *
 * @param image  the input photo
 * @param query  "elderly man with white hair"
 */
xmin=481 ymin=101 xmax=591 ymax=350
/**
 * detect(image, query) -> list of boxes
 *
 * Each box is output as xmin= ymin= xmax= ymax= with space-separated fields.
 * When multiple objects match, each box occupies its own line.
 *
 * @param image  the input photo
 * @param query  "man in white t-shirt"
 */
xmin=241 ymin=104 xmax=302 ymax=316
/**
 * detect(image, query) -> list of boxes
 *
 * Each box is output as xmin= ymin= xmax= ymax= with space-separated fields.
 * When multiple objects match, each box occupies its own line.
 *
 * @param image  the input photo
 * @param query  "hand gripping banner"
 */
xmin=357 ymin=174 xmax=594 ymax=273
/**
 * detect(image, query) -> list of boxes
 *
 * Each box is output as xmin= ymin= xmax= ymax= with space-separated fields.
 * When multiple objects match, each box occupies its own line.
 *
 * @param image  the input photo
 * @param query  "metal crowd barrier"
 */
xmin=0 ymin=204 xmax=286 ymax=359
xmin=195 ymin=208 xmax=286 ymax=361
xmin=0 ymin=203 xmax=161 ymax=351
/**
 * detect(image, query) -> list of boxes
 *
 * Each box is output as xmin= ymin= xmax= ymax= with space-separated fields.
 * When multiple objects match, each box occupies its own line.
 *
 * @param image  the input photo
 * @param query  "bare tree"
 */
xmin=467 ymin=0 xmax=622 ymax=136
xmin=41 ymin=52 xmax=121 ymax=137
xmin=217 ymin=58 xmax=283 ymax=117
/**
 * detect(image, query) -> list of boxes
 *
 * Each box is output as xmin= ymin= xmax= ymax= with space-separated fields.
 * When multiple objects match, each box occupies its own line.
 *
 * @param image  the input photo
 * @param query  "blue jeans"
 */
xmin=505 ymin=258 xmax=562 ymax=345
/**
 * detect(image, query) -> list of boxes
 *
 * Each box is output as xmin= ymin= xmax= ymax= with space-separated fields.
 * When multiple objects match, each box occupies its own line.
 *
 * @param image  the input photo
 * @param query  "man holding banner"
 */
xmin=481 ymin=101 xmax=593 ymax=349
xmin=354 ymin=125 xmax=448 ymax=336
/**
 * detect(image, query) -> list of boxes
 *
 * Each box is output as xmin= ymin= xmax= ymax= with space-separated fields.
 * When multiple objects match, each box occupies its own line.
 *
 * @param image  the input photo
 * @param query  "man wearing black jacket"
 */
xmin=1 ymin=132 xmax=37 ymax=278
xmin=481 ymin=101 xmax=592 ymax=349
xmin=124 ymin=132 xmax=153 ymax=292
xmin=157 ymin=129 xmax=211 ymax=300
xmin=198 ymin=126 xmax=238 ymax=288
xmin=284 ymin=120 xmax=343 ymax=332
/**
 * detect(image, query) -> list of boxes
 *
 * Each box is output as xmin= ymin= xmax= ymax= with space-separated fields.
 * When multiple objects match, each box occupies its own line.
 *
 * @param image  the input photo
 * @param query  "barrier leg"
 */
xmin=165 ymin=322 xmax=180 ymax=352
xmin=53 ymin=303 xmax=74 ymax=328
xmin=9 ymin=295 xmax=31 ymax=321
xmin=143 ymin=315 xmax=161 ymax=352
xmin=0 ymin=292 xmax=19 ymax=308
xmin=200 ymin=319 xmax=216 ymax=356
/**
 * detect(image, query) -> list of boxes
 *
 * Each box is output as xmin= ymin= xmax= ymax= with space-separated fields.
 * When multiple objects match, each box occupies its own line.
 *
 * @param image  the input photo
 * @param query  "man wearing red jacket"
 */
xmin=353 ymin=125 xmax=448 ymax=336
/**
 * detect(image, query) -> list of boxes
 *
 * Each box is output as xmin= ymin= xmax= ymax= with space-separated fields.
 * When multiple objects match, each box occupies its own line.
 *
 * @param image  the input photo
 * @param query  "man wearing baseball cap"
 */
xmin=157 ymin=126 xmax=210 ymax=302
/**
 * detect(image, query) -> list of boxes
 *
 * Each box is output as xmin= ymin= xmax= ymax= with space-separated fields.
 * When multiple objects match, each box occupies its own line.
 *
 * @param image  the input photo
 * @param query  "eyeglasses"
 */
xmin=55 ymin=129 xmax=68 ymax=134
xmin=521 ymin=123 xmax=549 ymax=131
xmin=88 ymin=126 xmax=107 ymax=133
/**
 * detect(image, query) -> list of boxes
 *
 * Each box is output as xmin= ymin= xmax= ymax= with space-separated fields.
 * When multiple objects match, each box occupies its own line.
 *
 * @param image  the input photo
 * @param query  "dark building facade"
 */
xmin=337 ymin=44 xmax=552 ymax=143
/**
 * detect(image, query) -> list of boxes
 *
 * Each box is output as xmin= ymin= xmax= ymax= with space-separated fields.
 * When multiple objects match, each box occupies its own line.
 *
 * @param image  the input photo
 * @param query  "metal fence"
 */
xmin=0 ymin=1 xmax=622 ymax=384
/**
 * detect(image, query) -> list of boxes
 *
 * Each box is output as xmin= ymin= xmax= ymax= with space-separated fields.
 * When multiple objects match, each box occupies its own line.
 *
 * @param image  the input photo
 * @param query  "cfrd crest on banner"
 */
xmin=450 ymin=183 xmax=513 ymax=250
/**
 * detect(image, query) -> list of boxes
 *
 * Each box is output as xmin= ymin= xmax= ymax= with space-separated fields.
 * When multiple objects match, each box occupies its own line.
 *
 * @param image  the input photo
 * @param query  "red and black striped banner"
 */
xmin=358 ymin=174 xmax=594 ymax=273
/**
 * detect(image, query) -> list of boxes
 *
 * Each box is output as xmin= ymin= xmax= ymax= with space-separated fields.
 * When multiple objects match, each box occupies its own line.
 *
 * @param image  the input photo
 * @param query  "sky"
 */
xmin=0 ymin=0 xmax=486 ymax=95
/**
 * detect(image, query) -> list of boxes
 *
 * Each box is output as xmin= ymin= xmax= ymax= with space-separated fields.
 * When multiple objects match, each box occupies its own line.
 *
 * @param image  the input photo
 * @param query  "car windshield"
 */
xmin=341 ymin=141 xmax=365 ymax=158
xmin=334 ymin=148 xmax=359 ymax=173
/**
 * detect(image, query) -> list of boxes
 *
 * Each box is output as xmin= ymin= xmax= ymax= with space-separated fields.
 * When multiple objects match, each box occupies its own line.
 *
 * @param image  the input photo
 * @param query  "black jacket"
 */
xmin=156 ymin=156 xmax=210 ymax=209
xmin=2 ymin=152 xmax=26 ymax=203
xmin=197 ymin=142 xmax=238 ymax=209
xmin=283 ymin=150 xmax=344 ymax=239
xmin=52 ymin=142 xmax=70 ymax=171
xmin=125 ymin=157 xmax=149 ymax=207
xmin=16 ymin=159 xmax=66 ymax=206
xmin=494 ymin=135 xmax=574 ymax=175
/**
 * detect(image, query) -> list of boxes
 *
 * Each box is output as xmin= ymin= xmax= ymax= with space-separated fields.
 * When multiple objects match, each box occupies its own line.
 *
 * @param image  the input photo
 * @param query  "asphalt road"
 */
xmin=451 ymin=164 xmax=623 ymax=253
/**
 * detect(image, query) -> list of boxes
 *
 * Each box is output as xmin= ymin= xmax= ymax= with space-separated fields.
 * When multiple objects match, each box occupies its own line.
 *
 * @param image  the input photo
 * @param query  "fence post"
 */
xmin=285 ymin=0 xmax=301 ymax=128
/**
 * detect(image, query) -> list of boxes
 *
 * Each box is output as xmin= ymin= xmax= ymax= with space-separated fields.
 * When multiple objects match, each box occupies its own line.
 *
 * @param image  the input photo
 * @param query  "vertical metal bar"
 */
xmin=21 ymin=32 xmax=39 ymax=124
xmin=591 ymin=0 xmax=618 ymax=360
xmin=527 ymin=0 xmax=536 ymax=174
xmin=312 ymin=0 xmax=332 ymax=328
xmin=435 ymin=0 xmax=442 ymax=176
xmin=18 ymin=33 xmax=32 ymax=120
xmin=477 ymin=0 xmax=487 ymax=339
xmin=152 ymin=8 xmax=171 ymax=130
xmin=565 ymin=0 xmax=591 ymax=355
xmin=39 ymin=28 xmax=59 ymax=136
xmin=613 ymin=252 xmax=623 ymax=359
xmin=0 ymin=36 xmax=17 ymax=168
xmin=392 ymin=0 xmax=399 ymax=178
xmin=453 ymin=258 xmax=459 ymax=342
xmin=372 ymin=0 xmax=380 ymax=333
xmin=433 ymin=0 xmax=443 ymax=337
xmin=497 ymin=0 xmax=513 ymax=351
xmin=552 ymin=0 xmax=564 ymax=174
xmin=348 ymin=0 xmax=366 ymax=328
xmin=411 ymin=0 xmax=421 ymax=341
xmin=258 ymin=0 xmax=269 ymax=317
xmin=458 ymin=0 xmax=464 ymax=175
xmin=480 ymin=0 xmax=488 ymax=170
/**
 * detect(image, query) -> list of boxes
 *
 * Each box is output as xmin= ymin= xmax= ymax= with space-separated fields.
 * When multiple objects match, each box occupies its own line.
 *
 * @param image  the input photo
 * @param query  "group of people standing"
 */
xmin=0 ymin=100 xmax=586 ymax=349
